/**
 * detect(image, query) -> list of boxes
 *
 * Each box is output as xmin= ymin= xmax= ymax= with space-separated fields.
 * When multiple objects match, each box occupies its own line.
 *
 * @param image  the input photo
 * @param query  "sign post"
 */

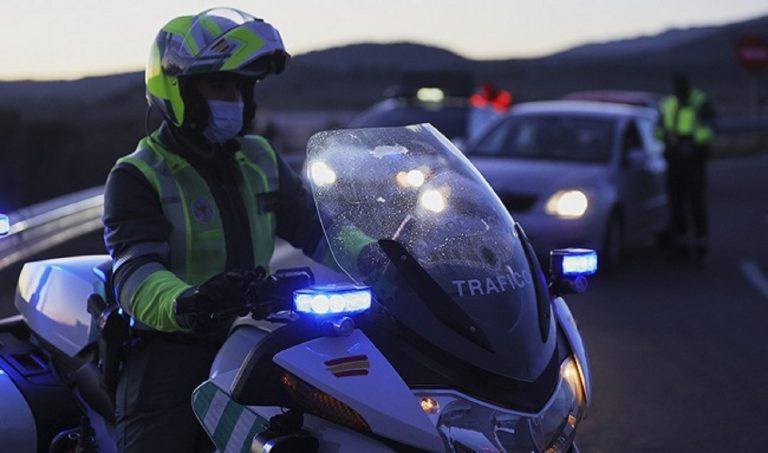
xmin=735 ymin=36 xmax=768 ymax=117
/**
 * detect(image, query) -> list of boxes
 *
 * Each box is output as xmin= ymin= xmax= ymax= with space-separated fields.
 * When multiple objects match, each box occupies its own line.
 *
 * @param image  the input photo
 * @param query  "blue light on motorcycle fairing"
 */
xmin=560 ymin=249 xmax=598 ymax=276
xmin=0 ymin=214 xmax=9 ymax=236
xmin=293 ymin=285 xmax=372 ymax=316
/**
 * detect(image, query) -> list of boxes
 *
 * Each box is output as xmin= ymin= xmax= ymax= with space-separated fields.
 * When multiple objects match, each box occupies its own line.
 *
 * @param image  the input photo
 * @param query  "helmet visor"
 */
xmin=162 ymin=8 xmax=287 ymax=78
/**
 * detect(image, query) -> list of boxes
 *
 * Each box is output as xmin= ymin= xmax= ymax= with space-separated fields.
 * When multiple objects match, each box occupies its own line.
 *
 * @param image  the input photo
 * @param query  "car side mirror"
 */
xmin=623 ymin=147 xmax=647 ymax=168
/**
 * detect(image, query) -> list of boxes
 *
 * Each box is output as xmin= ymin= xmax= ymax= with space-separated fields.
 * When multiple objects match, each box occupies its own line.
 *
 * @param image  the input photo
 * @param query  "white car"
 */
xmin=465 ymin=100 xmax=668 ymax=270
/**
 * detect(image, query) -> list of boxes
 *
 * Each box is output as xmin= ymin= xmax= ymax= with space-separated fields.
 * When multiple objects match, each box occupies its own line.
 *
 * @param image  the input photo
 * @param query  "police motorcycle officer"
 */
xmin=657 ymin=74 xmax=715 ymax=264
xmin=102 ymin=8 xmax=338 ymax=451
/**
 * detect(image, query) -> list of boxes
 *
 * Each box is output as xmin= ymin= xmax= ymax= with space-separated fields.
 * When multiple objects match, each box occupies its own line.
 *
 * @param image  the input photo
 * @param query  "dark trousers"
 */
xmin=116 ymin=333 xmax=221 ymax=453
xmin=665 ymin=150 xmax=708 ymax=257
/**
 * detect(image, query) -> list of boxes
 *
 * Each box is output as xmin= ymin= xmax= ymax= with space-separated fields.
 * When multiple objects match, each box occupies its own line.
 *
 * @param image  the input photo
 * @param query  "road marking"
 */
xmin=740 ymin=260 xmax=768 ymax=299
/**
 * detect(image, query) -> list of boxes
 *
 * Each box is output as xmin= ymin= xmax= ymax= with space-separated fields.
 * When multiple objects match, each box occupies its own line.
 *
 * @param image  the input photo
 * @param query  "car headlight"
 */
xmin=415 ymin=356 xmax=586 ymax=452
xmin=545 ymin=190 xmax=588 ymax=218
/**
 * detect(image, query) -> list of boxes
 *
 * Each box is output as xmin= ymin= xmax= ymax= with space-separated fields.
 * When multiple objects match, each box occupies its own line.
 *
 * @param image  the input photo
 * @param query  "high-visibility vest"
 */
xmin=660 ymin=89 xmax=713 ymax=146
xmin=116 ymin=133 xmax=279 ymax=314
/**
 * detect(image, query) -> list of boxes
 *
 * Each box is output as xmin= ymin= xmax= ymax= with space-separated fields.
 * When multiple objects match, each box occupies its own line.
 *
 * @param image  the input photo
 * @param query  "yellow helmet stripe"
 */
xmin=220 ymin=27 xmax=266 ymax=71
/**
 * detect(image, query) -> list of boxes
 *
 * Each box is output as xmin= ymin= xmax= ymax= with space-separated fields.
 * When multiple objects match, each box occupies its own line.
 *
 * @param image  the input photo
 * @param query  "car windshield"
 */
xmin=305 ymin=124 xmax=555 ymax=381
xmin=469 ymin=114 xmax=616 ymax=163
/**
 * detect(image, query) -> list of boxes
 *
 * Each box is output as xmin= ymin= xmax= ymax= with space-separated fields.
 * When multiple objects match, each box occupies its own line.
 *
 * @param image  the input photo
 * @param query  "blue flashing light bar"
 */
xmin=293 ymin=285 xmax=372 ymax=316
xmin=561 ymin=250 xmax=598 ymax=276
xmin=0 ymin=214 xmax=9 ymax=236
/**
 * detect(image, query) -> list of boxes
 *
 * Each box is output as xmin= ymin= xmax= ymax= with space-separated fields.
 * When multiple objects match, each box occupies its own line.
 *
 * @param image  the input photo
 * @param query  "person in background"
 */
xmin=102 ymin=8 xmax=336 ymax=451
xmin=657 ymin=74 xmax=715 ymax=265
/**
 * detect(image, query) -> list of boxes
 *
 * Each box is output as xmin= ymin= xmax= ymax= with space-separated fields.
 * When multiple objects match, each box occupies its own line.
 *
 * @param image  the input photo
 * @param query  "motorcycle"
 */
xmin=0 ymin=124 xmax=596 ymax=452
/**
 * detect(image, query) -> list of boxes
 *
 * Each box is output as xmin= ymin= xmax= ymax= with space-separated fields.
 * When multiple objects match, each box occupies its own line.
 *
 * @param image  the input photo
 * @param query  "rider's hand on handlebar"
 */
xmin=173 ymin=267 xmax=267 ymax=333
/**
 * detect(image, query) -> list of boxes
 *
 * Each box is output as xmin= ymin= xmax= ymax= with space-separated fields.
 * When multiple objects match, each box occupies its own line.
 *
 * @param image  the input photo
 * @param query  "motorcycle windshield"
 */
xmin=306 ymin=124 xmax=555 ymax=381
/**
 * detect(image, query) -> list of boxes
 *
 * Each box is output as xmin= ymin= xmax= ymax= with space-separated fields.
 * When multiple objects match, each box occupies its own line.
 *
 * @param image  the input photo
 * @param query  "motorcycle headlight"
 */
xmin=545 ymin=190 xmax=588 ymax=219
xmin=415 ymin=356 xmax=586 ymax=452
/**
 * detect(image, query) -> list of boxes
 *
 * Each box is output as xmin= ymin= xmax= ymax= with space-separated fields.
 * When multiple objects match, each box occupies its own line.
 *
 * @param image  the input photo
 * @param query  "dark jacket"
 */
xmin=103 ymin=123 xmax=324 ymax=329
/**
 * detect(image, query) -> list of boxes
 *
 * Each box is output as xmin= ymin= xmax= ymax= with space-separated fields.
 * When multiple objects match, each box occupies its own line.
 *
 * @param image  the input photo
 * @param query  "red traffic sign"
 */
xmin=736 ymin=36 xmax=768 ymax=74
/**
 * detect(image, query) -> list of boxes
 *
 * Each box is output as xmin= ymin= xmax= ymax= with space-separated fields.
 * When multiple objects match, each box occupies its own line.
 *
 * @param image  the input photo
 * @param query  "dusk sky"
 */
xmin=3 ymin=0 xmax=767 ymax=80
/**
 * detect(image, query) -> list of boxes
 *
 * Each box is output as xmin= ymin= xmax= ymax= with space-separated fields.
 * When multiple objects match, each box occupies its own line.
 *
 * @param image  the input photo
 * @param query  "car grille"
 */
xmin=498 ymin=193 xmax=538 ymax=213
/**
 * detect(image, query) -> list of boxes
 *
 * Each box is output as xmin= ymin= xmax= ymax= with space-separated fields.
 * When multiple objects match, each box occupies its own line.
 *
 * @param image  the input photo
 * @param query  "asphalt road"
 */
xmin=568 ymin=155 xmax=768 ymax=451
xmin=1 ymin=155 xmax=766 ymax=451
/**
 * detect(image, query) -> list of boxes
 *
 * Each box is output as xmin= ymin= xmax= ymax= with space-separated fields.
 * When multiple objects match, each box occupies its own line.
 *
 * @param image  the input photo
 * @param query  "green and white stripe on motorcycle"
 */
xmin=192 ymin=380 xmax=270 ymax=453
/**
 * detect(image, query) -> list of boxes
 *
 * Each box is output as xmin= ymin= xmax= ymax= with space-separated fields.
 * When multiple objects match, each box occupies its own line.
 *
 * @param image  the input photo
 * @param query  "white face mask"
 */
xmin=202 ymin=99 xmax=244 ymax=144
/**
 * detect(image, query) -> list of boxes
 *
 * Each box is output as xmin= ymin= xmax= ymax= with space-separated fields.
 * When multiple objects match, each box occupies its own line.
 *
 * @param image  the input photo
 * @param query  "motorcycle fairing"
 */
xmin=554 ymin=296 xmax=591 ymax=408
xmin=14 ymin=255 xmax=110 ymax=357
xmin=273 ymin=329 xmax=445 ymax=452
xmin=306 ymin=125 xmax=557 ymax=382
xmin=195 ymin=368 xmax=398 ymax=452
xmin=0 ymin=359 xmax=38 ymax=451
xmin=192 ymin=373 xmax=271 ymax=453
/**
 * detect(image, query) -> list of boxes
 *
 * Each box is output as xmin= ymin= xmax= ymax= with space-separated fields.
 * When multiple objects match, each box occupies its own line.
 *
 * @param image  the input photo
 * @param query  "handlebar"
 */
xmin=209 ymin=267 xmax=316 ymax=320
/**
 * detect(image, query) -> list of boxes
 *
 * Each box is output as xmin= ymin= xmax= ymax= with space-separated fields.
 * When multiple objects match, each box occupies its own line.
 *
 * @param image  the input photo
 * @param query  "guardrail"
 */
xmin=0 ymin=186 xmax=104 ymax=271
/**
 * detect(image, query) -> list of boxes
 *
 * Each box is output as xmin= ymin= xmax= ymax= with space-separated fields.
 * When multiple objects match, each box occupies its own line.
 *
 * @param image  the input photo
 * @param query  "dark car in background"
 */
xmin=348 ymin=71 xmax=506 ymax=148
xmin=465 ymin=100 xmax=668 ymax=270
xmin=348 ymin=97 xmax=498 ymax=148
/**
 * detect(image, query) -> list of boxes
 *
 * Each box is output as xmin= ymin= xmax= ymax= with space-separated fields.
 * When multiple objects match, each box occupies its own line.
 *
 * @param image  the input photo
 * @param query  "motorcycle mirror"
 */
xmin=549 ymin=248 xmax=598 ymax=295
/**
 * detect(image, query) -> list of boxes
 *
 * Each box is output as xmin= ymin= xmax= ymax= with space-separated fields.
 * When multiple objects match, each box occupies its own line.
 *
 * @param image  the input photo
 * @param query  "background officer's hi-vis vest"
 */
xmin=660 ymin=89 xmax=713 ymax=146
xmin=115 ymin=133 xmax=279 ymax=316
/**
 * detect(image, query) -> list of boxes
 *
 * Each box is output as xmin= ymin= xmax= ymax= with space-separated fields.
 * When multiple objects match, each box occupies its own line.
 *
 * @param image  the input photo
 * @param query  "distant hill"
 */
xmin=0 ymin=13 xmax=766 ymax=211
xmin=0 ymin=72 xmax=142 ymax=109
xmin=292 ymin=42 xmax=471 ymax=71
xmin=548 ymin=14 xmax=768 ymax=69
xmin=551 ymin=26 xmax=721 ymax=61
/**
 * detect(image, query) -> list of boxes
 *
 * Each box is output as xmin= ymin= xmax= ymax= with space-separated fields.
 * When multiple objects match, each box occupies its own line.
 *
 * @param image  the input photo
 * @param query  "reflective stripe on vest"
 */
xmin=116 ymin=133 xmax=279 ymax=308
xmin=661 ymin=89 xmax=712 ymax=145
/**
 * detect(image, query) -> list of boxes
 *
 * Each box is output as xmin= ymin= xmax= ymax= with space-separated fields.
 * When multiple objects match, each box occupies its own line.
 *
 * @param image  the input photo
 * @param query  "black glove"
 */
xmin=173 ymin=267 xmax=266 ymax=333
xmin=356 ymin=241 xmax=385 ymax=280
